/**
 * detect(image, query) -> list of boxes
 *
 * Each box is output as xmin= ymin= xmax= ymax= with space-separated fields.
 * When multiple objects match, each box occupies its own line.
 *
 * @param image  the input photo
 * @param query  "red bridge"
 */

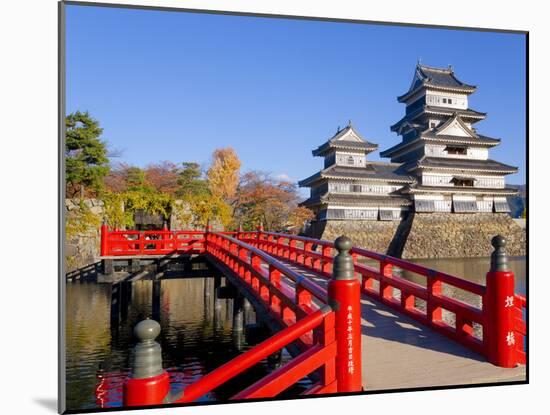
xmin=99 ymin=224 xmax=527 ymax=406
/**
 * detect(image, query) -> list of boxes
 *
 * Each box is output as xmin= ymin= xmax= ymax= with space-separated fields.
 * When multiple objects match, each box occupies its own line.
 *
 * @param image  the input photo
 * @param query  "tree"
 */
xmin=125 ymin=166 xmax=148 ymax=191
xmin=104 ymin=162 xmax=130 ymax=193
xmin=232 ymin=171 xmax=313 ymax=231
xmin=207 ymin=147 xmax=241 ymax=200
xmin=178 ymin=193 xmax=232 ymax=229
xmin=144 ymin=161 xmax=179 ymax=195
xmin=176 ymin=162 xmax=209 ymax=197
xmin=65 ymin=111 xmax=110 ymax=197
xmin=287 ymin=206 xmax=315 ymax=233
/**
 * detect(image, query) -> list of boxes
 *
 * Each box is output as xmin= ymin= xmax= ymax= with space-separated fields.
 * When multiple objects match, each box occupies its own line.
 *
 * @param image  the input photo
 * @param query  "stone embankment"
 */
xmin=306 ymin=213 xmax=526 ymax=259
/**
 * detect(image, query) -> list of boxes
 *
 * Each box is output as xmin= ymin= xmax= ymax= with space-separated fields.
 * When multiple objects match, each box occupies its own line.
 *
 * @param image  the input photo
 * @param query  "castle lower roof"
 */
xmin=300 ymin=193 xmax=412 ymax=208
xmin=299 ymin=162 xmax=415 ymax=187
xmin=402 ymin=184 xmax=519 ymax=196
xmin=411 ymin=157 xmax=518 ymax=174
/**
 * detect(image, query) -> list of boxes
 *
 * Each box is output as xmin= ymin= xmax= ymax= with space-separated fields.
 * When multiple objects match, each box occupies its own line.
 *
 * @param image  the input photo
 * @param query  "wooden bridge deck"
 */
xmin=278 ymin=260 xmax=526 ymax=391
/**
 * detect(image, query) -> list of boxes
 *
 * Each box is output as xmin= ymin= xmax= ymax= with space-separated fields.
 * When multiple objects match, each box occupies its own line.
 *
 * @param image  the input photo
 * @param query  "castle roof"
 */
xmin=391 ymin=106 xmax=486 ymax=132
xmin=312 ymin=122 xmax=378 ymax=157
xmin=398 ymin=63 xmax=477 ymax=102
xmin=407 ymin=156 xmax=518 ymax=174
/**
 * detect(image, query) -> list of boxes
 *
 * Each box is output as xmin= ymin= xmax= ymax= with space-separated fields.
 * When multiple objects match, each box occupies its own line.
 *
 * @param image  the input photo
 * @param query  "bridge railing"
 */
xmin=122 ymin=233 xmax=362 ymax=407
xmin=100 ymin=223 xmax=212 ymax=256
xmin=238 ymin=230 xmax=526 ymax=368
xmin=207 ymin=233 xmax=328 ymax=328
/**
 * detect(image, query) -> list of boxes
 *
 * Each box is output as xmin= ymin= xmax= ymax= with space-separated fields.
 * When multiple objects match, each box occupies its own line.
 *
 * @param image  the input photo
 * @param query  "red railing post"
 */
xmin=124 ymin=319 xmax=170 ymax=406
xmin=379 ymin=258 xmax=393 ymax=301
xmin=427 ymin=271 xmax=442 ymax=323
xmin=289 ymin=239 xmax=297 ymax=261
xmin=100 ymin=221 xmax=109 ymax=256
xmin=327 ymin=236 xmax=362 ymax=393
xmin=485 ymin=235 xmax=517 ymax=368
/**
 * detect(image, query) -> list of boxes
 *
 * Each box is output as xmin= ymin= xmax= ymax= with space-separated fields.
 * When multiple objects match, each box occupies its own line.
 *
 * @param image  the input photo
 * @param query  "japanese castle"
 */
xmin=300 ymin=63 xmax=519 ymax=221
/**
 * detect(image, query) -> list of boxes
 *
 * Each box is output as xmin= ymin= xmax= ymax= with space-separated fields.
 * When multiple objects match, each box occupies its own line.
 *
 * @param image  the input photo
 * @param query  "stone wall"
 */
xmin=305 ymin=212 xmax=526 ymax=259
xmin=305 ymin=219 xmax=402 ymax=255
xmin=65 ymin=198 xmax=104 ymax=274
xmin=401 ymin=212 xmax=526 ymax=259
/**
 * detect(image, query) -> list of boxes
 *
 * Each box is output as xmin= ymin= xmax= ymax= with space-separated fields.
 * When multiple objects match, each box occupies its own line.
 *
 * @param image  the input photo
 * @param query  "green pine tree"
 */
xmin=65 ymin=111 xmax=110 ymax=197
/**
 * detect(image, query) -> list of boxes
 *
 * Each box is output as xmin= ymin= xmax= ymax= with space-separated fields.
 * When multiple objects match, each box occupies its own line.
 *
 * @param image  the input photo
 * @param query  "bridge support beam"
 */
xmin=328 ymin=236 xmax=363 ymax=393
xmin=486 ymin=235 xmax=518 ymax=368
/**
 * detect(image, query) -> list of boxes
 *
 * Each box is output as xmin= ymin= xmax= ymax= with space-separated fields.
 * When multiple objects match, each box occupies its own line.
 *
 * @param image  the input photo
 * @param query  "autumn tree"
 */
xmin=144 ymin=161 xmax=179 ymax=195
xmin=232 ymin=171 xmax=313 ymax=232
xmin=207 ymin=147 xmax=241 ymax=200
xmin=104 ymin=162 xmax=130 ymax=193
xmin=65 ymin=111 xmax=109 ymax=197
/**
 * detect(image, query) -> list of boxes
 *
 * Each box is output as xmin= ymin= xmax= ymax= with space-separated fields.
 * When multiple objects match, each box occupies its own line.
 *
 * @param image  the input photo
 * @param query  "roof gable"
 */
xmin=332 ymin=126 xmax=364 ymax=143
xmin=435 ymin=114 xmax=477 ymax=138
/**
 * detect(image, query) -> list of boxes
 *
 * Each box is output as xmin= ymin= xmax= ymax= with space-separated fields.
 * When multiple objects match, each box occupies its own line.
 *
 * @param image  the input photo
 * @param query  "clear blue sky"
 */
xmin=66 ymin=4 xmax=526 ymax=191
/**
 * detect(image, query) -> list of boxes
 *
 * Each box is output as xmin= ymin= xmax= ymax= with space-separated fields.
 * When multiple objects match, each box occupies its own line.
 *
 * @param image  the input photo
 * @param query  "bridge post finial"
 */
xmin=490 ymin=235 xmax=509 ymax=272
xmin=258 ymin=220 xmax=264 ymax=232
xmin=485 ymin=234 xmax=518 ymax=368
xmin=327 ymin=235 xmax=362 ymax=393
xmin=123 ymin=318 xmax=170 ymax=406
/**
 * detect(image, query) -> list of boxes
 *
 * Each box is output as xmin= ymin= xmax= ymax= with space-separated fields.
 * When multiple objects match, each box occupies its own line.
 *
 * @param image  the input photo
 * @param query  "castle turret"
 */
xmin=299 ymin=121 xmax=414 ymax=221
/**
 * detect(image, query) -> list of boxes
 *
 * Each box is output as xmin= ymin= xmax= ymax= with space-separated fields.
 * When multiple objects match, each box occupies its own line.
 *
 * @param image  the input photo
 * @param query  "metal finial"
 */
xmin=448 ymin=64 xmax=453 ymax=72
xmin=417 ymin=57 xmax=421 ymax=65
xmin=337 ymin=125 xmax=340 ymax=133
xmin=333 ymin=236 xmax=354 ymax=281
xmin=490 ymin=235 xmax=509 ymax=272
xmin=348 ymin=119 xmax=352 ymax=127
xmin=131 ymin=318 xmax=164 ymax=379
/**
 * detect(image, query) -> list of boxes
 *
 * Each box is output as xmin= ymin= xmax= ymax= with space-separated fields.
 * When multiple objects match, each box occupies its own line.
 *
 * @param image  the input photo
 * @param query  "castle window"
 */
xmin=430 ymin=122 xmax=436 ymax=129
xmin=451 ymin=177 xmax=475 ymax=187
xmin=442 ymin=98 xmax=447 ymax=104
xmin=352 ymin=184 xmax=362 ymax=192
xmin=445 ymin=146 xmax=467 ymax=155
xmin=347 ymin=156 xmax=354 ymax=165
xmin=448 ymin=98 xmax=453 ymax=104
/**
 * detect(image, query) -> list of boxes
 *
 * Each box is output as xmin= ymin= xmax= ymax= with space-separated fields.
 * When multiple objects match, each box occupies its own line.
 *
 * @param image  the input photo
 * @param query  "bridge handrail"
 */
xmin=238 ymin=230 xmax=526 ymax=364
xmin=248 ymin=231 xmax=486 ymax=295
xmin=171 ymin=306 xmax=334 ymax=403
xmin=210 ymin=232 xmax=328 ymax=305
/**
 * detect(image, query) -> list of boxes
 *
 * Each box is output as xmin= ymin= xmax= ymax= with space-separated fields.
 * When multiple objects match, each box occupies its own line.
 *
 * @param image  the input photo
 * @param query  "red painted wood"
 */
xmin=123 ymin=371 xmax=170 ymax=407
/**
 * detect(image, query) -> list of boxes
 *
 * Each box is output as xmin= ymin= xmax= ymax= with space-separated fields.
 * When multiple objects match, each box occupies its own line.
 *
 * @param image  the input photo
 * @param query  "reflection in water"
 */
xmin=66 ymin=276 xmax=311 ymax=411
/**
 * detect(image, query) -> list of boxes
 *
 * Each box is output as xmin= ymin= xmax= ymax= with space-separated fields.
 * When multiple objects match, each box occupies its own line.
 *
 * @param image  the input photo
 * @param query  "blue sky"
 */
xmin=66 ymin=5 xmax=526 ymax=191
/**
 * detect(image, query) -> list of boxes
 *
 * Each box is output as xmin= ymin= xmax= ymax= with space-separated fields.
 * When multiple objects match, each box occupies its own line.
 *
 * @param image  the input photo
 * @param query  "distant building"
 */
xmin=299 ymin=122 xmax=414 ymax=221
xmin=300 ymin=63 xmax=519 ymax=223
xmin=381 ymin=63 xmax=518 ymax=213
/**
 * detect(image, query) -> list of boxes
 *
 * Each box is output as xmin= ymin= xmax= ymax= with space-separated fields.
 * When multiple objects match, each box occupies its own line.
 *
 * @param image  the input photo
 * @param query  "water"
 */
xmin=65 ymin=277 xmax=307 ymax=411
